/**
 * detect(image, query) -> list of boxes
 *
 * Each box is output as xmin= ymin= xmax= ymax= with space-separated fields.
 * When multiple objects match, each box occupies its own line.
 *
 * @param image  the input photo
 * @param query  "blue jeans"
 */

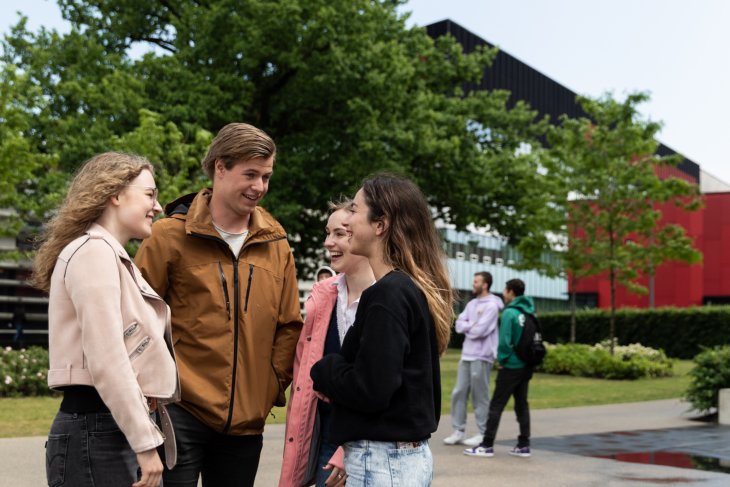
xmin=45 ymin=410 xmax=138 ymax=487
xmin=160 ymin=404 xmax=263 ymax=487
xmin=315 ymin=439 xmax=338 ymax=487
xmin=343 ymin=440 xmax=432 ymax=487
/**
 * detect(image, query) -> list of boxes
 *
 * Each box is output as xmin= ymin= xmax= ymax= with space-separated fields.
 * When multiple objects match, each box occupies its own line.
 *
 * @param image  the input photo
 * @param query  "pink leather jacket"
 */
xmin=47 ymin=224 xmax=180 ymax=460
xmin=279 ymin=275 xmax=344 ymax=486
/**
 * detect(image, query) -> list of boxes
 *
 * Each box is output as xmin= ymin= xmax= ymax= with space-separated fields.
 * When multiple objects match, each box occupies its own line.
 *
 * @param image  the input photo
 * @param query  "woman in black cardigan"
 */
xmin=311 ymin=174 xmax=453 ymax=487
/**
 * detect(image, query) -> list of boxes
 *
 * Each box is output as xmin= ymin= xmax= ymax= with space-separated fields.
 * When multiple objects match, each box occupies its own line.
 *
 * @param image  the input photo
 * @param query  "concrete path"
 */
xmin=3 ymin=399 xmax=729 ymax=486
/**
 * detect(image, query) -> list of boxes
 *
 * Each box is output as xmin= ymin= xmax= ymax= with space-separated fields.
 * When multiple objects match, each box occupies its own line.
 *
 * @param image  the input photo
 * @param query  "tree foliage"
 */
xmin=547 ymin=92 xmax=702 ymax=353
xmin=1 ymin=0 xmax=552 ymax=273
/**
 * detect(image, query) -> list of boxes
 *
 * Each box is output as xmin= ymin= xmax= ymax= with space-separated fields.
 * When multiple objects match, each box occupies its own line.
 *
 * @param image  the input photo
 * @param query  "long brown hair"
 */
xmin=32 ymin=152 xmax=154 ymax=292
xmin=361 ymin=174 xmax=454 ymax=354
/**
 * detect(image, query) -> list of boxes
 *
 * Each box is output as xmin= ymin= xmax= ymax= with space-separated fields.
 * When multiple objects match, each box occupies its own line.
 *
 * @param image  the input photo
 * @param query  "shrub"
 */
xmin=538 ymin=306 xmax=730 ymax=359
xmin=685 ymin=346 xmax=730 ymax=413
xmin=0 ymin=346 xmax=53 ymax=397
xmin=541 ymin=341 xmax=674 ymax=380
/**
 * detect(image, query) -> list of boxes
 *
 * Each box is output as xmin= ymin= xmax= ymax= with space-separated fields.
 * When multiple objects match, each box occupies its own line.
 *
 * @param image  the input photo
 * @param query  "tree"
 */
xmin=547 ymin=92 xmax=702 ymax=353
xmin=0 ymin=59 xmax=66 ymax=252
xmin=1 ymin=0 xmax=554 ymax=273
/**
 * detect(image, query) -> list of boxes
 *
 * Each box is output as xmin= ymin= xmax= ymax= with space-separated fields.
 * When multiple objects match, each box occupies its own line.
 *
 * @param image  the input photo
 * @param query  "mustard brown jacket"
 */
xmin=135 ymin=188 xmax=303 ymax=435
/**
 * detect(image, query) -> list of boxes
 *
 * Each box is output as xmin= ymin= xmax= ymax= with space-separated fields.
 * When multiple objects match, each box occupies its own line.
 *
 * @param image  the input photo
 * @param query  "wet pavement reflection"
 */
xmin=505 ymin=425 xmax=730 ymax=474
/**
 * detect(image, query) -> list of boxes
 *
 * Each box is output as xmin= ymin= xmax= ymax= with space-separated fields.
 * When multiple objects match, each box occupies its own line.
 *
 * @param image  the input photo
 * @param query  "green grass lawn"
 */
xmin=1 ymin=350 xmax=694 ymax=438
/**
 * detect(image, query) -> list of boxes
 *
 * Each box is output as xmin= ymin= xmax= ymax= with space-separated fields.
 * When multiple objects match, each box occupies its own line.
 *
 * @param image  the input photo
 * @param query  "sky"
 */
xmin=2 ymin=0 xmax=729 ymax=183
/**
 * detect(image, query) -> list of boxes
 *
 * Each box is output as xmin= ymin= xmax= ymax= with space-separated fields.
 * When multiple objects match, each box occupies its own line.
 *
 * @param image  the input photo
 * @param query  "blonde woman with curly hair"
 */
xmin=311 ymin=174 xmax=454 ymax=487
xmin=34 ymin=152 xmax=179 ymax=487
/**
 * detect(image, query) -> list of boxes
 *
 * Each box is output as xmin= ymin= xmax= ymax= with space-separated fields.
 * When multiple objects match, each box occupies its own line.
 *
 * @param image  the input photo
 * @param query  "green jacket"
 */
xmin=497 ymin=295 xmax=535 ymax=369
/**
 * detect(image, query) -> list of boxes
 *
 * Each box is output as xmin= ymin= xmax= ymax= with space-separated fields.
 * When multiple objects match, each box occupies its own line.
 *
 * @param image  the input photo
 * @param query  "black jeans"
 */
xmin=161 ymin=404 xmax=263 ymax=487
xmin=45 ymin=411 xmax=138 ymax=487
xmin=481 ymin=366 xmax=533 ymax=448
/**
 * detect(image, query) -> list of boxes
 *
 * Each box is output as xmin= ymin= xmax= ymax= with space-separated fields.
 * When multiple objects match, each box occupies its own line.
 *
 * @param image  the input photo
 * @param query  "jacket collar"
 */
xmin=310 ymin=274 xmax=340 ymax=301
xmin=168 ymin=188 xmax=287 ymax=244
xmin=86 ymin=223 xmax=132 ymax=263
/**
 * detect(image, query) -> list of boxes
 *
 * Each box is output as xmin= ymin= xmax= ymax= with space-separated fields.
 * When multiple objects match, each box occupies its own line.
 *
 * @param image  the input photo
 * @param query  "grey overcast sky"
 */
xmin=3 ymin=0 xmax=729 ymax=183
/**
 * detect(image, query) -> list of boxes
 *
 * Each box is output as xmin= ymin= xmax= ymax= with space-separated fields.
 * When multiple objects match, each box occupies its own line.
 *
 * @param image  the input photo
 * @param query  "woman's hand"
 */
xmin=133 ymin=448 xmax=163 ymax=487
xmin=314 ymin=390 xmax=332 ymax=404
xmin=323 ymin=463 xmax=347 ymax=487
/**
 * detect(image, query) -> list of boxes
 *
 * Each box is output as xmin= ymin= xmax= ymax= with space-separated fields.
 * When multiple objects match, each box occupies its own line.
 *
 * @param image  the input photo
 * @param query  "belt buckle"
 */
xmin=396 ymin=441 xmax=420 ymax=449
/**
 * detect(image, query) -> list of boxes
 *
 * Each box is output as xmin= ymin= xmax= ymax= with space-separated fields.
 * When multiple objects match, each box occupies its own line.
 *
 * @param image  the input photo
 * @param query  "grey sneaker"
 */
xmin=509 ymin=445 xmax=531 ymax=457
xmin=443 ymin=430 xmax=466 ymax=445
xmin=463 ymin=446 xmax=494 ymax=458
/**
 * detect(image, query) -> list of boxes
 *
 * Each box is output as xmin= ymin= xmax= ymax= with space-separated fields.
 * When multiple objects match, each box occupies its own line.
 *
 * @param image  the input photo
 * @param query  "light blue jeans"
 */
xmin=343 ymin=439 xmax=432 ymax=487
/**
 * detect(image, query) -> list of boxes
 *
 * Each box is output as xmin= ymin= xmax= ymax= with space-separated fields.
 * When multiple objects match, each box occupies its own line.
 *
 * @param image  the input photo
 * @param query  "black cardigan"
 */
xmin=310 ymin=271 xmax=441 ymax=444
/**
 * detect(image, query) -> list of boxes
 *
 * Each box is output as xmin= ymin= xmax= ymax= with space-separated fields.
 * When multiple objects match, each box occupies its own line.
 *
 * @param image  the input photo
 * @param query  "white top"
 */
xmin=335 ymin=274 xmax=365 ymax=345
xmin=214 ymin=224 xmax=248 ymax=257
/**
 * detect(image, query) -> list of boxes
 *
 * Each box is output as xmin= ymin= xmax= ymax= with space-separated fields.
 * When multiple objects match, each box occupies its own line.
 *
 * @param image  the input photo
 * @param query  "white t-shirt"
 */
xmin=214 ymin=224 xmax=248 ymax=257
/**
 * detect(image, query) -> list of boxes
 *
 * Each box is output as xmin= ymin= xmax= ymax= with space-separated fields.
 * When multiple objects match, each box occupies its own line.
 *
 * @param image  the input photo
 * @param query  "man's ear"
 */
xmin=375 ymin=217 xmax=389 ymax=236
xmin=215 ymin=159 xmax=225 ymax=176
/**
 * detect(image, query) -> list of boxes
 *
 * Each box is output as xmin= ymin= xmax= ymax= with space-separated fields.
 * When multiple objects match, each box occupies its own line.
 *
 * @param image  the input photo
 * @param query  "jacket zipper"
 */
xmin=129 ymin=336 xmax=151 ymax=360
xmin=244 ymin=264 xmax=254 ymax=312
xmin=123 ymin=322 xmax=139 ymax=337
xmin=223 ymin=255 xmax=240 ymax=433
xmin=190 ymin=231 xmax=285 ymax=433
xmin=218 ymin=261 xmax=231 ymax=320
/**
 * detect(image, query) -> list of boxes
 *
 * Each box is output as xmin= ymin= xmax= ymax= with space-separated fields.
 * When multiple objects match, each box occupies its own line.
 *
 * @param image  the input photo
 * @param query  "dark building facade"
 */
xmin=427 ymin=19 xmax=730 ymax=309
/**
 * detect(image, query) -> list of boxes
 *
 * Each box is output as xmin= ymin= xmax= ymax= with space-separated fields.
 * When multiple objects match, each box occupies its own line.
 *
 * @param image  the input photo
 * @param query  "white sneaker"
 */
xmin=464 ymin=446 xmax=494 ymax=457
xmin=462 ymin=434 xmax=483 ymax=447
xmin=443 ymin=430 xmax=466 ymax=445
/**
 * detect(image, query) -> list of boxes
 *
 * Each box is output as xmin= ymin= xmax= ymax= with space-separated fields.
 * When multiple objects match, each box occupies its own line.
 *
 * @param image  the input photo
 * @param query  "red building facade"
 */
xmin=573 ymin=186 xmax=730 ymax=309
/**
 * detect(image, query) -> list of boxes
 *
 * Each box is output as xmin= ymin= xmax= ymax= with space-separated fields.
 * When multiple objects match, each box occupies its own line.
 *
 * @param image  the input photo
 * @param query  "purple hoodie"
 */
xmin=454 ymin=293 xmax=504 ymax=362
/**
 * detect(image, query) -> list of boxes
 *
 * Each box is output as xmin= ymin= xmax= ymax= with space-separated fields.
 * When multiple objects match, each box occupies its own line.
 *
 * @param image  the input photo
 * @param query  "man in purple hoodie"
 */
xmin=444 ymin=271 xmax=504 ymax=447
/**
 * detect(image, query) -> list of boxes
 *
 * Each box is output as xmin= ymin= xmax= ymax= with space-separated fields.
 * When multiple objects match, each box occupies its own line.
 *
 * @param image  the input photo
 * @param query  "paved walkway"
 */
xmin=2 ymin=399 xmax=729 ymax=486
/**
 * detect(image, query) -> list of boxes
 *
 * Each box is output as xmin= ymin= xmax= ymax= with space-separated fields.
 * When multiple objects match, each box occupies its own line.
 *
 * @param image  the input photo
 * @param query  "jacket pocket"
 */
xmin=218 ymin=261 xmax=231 ymax=321
xmin=123 ymin=321 xmax=139 ymax=338
xmin=45 ymin=433 xmax=69 ymax=487
xmin=129 ymin=336 xmax=151 ymax=360
xmin=244 ymin=264 xmax=254 ymax=313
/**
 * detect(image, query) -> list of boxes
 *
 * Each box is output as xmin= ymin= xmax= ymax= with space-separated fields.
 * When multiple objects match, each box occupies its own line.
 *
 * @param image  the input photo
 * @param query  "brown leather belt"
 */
xmin=147 ymin=399 xmax=177 ymax=469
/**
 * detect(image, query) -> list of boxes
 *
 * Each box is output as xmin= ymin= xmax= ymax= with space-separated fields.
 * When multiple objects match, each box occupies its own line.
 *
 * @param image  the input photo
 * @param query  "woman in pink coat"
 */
xmin=279 ymin=201 xmax=374 ymax=487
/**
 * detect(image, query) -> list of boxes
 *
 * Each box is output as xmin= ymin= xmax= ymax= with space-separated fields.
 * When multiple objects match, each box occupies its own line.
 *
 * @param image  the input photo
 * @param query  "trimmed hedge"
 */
xmin=538 ymin=306 xmax=730 ymax=359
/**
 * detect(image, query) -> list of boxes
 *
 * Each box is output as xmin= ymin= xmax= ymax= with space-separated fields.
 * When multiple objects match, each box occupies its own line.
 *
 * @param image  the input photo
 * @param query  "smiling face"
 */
xmin=213 ymin=156 xmax=274 ymax=219
xmin=343 ymin=188 xmax=384 ymax=259
xmin=324 ymin=209 xmax=369 ymax=274
xmin=116 ymin=169 xmax=162 ymax=240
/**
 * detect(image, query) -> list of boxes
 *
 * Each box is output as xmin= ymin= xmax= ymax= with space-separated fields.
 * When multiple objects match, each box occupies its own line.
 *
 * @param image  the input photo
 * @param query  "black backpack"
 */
xmin=514 ymin=313 xmax=547 ymax=366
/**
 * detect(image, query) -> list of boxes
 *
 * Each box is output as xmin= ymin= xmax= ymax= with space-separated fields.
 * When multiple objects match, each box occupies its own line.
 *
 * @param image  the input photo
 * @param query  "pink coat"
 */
xmin=47 ymin=224 xmax=179 ymax=456
xmin=279 ymin=276 xmax=344 ymax=487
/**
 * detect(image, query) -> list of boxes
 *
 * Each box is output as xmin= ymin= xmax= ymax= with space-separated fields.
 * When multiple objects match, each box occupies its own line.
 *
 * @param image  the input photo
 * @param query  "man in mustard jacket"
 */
xmin=136 ymin=123 xmax=303 ymax=487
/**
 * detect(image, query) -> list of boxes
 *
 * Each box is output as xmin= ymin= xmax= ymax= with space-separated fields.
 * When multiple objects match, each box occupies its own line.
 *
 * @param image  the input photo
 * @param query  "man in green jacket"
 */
xmin=464 ymin=278 xmax=535 ymax=458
